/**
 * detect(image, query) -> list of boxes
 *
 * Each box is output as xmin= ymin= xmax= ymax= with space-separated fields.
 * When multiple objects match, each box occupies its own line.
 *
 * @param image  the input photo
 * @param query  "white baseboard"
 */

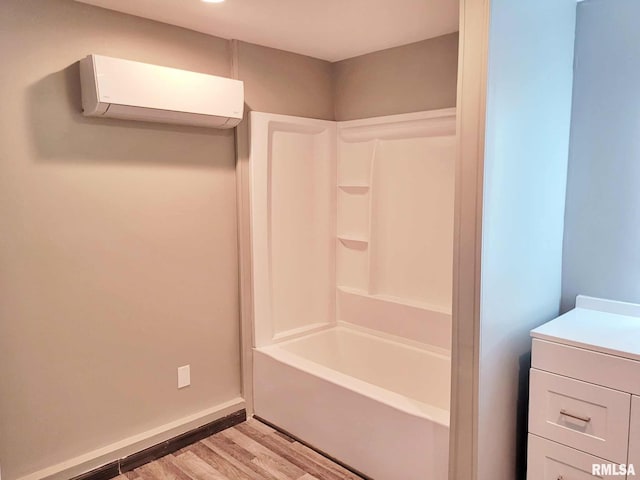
xmin=16 ymin=397 xmax=245 ymax=480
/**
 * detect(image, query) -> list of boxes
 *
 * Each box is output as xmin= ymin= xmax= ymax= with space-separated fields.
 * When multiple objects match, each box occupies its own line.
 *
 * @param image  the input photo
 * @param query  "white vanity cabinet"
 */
xmin=527 ymin=296 xmax=640 ymax=479
xmin=628 ymin=396 xmax=640 ymax=475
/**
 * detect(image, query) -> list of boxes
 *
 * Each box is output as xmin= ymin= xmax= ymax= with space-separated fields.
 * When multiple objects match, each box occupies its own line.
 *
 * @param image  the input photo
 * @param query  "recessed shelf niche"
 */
xmin=337 ymin=188 xmax=370 ymax=240
xmin=336 ymin=238 xmax=369 ymax=292
xmin=337 ymin=140 xmax=375 ymax=187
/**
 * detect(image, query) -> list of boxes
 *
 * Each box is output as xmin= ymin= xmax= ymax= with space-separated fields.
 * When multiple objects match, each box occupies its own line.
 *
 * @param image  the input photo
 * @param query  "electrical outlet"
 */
xmin=177 ymin=365 xmax=190 ymax=389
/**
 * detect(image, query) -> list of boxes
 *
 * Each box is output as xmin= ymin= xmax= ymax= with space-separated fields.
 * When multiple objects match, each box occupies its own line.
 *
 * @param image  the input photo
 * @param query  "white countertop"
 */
xmin=531 ymin=297 xmax=640 ymax=361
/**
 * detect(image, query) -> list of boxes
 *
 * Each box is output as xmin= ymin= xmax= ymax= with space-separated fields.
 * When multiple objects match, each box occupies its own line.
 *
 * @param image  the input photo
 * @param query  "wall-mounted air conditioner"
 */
xmin=79 ymin=54 xmax=244 ymax=129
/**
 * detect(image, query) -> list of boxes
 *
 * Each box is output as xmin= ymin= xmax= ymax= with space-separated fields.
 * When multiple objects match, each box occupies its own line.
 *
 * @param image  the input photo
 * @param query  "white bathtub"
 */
xmin=253 ymin=324 xmax=450 ymax=480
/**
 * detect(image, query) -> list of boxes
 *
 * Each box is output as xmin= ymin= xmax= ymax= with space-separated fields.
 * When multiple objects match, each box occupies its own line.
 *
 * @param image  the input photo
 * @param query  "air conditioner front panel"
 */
xmin=80 ymin=54 xmax=244 ymax=128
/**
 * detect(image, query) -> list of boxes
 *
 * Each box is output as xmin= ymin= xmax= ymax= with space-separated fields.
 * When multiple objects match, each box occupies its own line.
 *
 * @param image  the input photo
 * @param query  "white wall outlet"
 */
xmin=177 ymin=365 xmax=190 ymax=389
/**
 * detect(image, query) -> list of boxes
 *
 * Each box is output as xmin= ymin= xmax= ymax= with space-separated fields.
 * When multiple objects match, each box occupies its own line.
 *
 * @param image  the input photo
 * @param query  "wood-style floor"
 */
xmin=114 ymin=418 xmax=365 ymax=480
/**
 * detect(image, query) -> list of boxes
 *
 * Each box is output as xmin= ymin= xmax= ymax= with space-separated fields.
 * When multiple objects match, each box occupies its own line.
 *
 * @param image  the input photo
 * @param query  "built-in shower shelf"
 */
xmin=336 ymin=286 xmax=452 ymax=348
xmin=337 ymin=236 xmax=369 ymax=248
xmin=337 ymin=286 xmax=452 ymax=314
xmin=338 ymin=185 xmax=370 ymax=193
xmin=337 ymin=286 xmax=369 ymax=296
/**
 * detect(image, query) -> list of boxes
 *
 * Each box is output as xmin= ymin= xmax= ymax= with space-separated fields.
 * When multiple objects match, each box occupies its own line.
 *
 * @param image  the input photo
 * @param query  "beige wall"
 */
xmin=0 ymin=1 xmax=241 ymax=478
xmin=333 ymin=33 xmax=459 ymax=121
xmin=0 ymin=1 xmax=458 ymax=477
xmin=237 ymin=41 xmax=335 ymax=119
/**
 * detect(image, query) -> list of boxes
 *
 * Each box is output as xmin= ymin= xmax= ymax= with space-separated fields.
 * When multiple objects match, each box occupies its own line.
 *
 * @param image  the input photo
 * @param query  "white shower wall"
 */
xmin=338 ymin=111 xmax=455 ymax=306
xmin=269 ymin=127 xmax=335 ymax=338
xmin=250 ymin=109 xmax=455 ymax=348
xmin=336 ymin=111 xmax=455 ymax=348
xmin=370 ymin=135 xmax=455 ymax=305
xmin=250 ymin=117 xmax=337 ymax=346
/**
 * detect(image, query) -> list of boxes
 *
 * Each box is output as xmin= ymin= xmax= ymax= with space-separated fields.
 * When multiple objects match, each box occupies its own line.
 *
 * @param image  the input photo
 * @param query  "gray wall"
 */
xmin=561 ymin=0 xmax=640 ymax=311
xmin=478 ymin=1 xmax=576 ymax=478
xmin=0 ymin=2 xmax=243 ymax=478
xmin=333 ymin=34 xmax=458 ymax=121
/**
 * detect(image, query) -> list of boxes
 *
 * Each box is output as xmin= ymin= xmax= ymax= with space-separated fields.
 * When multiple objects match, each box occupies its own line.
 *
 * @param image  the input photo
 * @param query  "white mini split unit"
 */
xmin=79 ymin=54 xmax=244 ymax=128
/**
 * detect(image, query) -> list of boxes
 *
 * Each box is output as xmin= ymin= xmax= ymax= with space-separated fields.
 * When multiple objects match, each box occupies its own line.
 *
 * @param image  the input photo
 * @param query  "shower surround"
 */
xmin=249 ymin=109 xmax=455 ymax=480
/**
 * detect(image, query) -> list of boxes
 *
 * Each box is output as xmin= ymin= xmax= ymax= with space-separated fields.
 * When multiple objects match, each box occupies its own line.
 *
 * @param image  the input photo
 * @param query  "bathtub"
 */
xmin=253 ymin=324 xmax=450 ymax=480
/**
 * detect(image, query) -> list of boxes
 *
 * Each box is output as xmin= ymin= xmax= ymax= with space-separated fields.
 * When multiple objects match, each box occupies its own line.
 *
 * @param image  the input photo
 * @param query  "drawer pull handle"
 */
xmin=560 ymin=409 xmax=591 ymax=423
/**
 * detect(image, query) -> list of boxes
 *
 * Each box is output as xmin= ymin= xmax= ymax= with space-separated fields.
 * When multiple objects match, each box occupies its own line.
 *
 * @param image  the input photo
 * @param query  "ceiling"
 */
xmin=76 ymin=0 xmax=459 ymax=62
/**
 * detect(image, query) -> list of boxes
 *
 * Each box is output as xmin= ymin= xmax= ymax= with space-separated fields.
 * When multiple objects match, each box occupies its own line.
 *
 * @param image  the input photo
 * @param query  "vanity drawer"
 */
xmin=528 ymin=434 xmax=624 ymax=480
xmin=529 ymin=369 xmax=631 ymax=463
xmin=532 ymin=338 xmax=640 ymax=395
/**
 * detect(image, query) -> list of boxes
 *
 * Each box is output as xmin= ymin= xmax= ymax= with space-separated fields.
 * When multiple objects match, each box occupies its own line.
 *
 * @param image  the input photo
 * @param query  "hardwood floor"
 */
xmin=115 ymin=418 xmax=365 ymax=480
